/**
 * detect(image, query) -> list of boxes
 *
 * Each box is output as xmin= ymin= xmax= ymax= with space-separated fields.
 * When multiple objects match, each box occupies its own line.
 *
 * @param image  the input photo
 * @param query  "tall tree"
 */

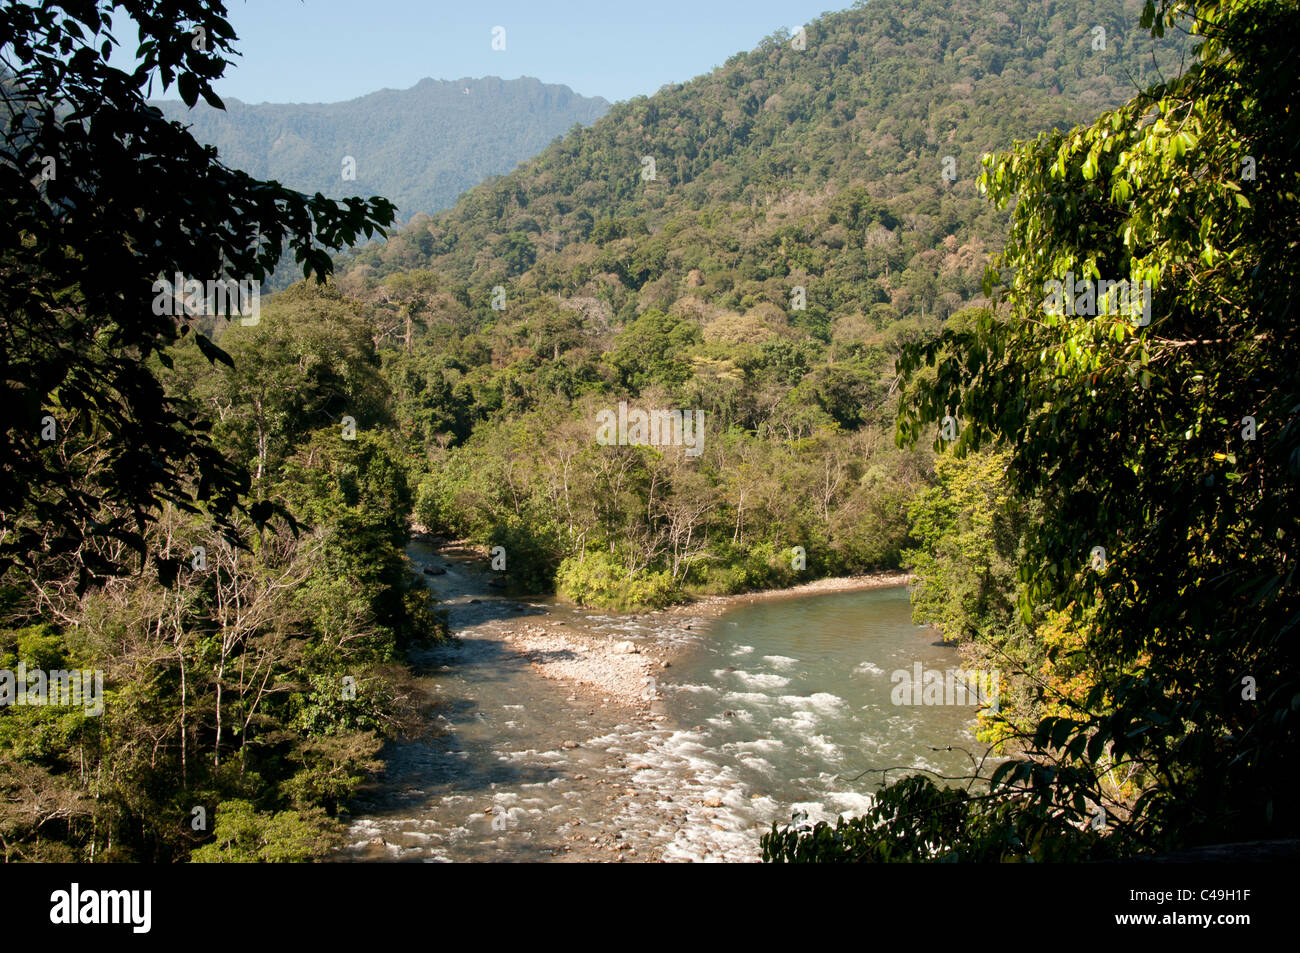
xmin=0 ymin=1 xmax=395 ymax=588
xmin=893 ymin=0 xmax=1300 ymax=851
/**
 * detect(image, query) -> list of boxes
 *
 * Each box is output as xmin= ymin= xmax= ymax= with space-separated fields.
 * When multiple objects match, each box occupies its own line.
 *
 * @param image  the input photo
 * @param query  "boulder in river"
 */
xmin=423 ymin=566 xmax=447 ymax=576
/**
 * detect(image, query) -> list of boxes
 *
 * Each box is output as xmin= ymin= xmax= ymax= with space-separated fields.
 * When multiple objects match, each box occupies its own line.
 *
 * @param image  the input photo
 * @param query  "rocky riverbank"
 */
xmin=668 ymin=571 xmax=914 ymax=617
xmin=488 ymin=566 xmax=913 ymax=708
xmin=502 ymin=621 xmax=671 ymax=711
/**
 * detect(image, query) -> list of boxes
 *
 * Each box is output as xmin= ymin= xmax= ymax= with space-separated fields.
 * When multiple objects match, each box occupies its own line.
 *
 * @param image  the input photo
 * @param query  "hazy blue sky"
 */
xmin=172 ymin=0 xmax=844 ymax=105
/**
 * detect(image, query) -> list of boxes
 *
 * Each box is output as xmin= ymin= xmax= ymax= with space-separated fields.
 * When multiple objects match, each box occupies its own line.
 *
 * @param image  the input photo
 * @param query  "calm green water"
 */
xmin=343 ymin=549 xmax=992 ymax=862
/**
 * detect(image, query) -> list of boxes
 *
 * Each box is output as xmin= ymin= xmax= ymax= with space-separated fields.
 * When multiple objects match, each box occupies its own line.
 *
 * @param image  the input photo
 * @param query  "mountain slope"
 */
xmin=318 ymin=0 xmax=1196 ymax=554
xmin=343 ymin=0 xmax=1188 ymax=318
xmin=156 ymin=76 xmax=610 ymax=220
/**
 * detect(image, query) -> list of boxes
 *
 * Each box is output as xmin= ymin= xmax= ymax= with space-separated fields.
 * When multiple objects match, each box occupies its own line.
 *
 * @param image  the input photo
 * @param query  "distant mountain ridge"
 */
xmin=155 ymin=76 xmax=610 ymax=221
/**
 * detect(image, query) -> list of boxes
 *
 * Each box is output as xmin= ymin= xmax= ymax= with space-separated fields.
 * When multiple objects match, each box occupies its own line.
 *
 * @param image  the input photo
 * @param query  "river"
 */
xmin=340 ymin=541 xmax=992 ymax=862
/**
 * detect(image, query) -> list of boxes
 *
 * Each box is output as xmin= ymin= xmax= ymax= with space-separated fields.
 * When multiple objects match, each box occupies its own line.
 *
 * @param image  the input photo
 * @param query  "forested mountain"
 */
xmin=344 ymin=0 xmax=1180 ymax=316
xmin=323 ymin=0 xmax=1191 ymax=604
xmin=155 ymin=76 xmax=610 ymax=221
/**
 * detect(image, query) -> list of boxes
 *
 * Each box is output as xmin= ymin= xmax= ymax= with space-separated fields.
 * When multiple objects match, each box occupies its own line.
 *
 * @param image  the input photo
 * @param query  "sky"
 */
xmin=166 ymin=0 xmax=845 ymax=105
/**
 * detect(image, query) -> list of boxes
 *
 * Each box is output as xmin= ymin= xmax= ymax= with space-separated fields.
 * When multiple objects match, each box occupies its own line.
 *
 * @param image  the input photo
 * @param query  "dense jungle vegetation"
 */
xmin=3 ymin=0 xmax=1294 ymax=863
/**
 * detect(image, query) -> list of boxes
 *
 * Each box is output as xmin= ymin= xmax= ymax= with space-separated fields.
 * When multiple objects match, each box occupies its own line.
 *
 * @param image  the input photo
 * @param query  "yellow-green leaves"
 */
xmin=1172 ymin=129 xmax=1197 ymax=158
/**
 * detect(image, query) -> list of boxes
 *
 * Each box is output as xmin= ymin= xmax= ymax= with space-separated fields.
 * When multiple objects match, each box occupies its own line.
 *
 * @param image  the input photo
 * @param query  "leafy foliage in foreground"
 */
xmin=763 ymin=775 xmax=1109 ymax=862
xmin=0 ymin=5 xmax=438 ymax=862
xmin=0 ymin=0 xmax=395 ymax=589
xmin=769 ymin=0 xmax=1300 ymax=861
xmin=1 ymin=282 xmax=446 ymax=863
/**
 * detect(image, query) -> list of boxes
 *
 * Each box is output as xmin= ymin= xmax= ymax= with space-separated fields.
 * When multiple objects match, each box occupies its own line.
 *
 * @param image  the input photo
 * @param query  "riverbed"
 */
xmin=339 ymin=541 xmax=992 ymax=862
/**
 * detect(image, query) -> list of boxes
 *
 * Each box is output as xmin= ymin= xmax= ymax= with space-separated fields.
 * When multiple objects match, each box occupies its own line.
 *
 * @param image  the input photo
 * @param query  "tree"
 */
xmin=607 ymin=309 xmax=701 ymax=392
xmin=496 ymin=230 xmax=537 ymax=276
xmin=175 ymin=281 xmax=391 ymax=482
xmin=889 ymin=0 xmax=1300 ymax=853
xmin=902 ymin=449 xmax=1027 ymax=645
xmin=188 ymin=799 xmax=343 ymax=863
xmin=0 ymin=1 xmax=395 ymax=588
